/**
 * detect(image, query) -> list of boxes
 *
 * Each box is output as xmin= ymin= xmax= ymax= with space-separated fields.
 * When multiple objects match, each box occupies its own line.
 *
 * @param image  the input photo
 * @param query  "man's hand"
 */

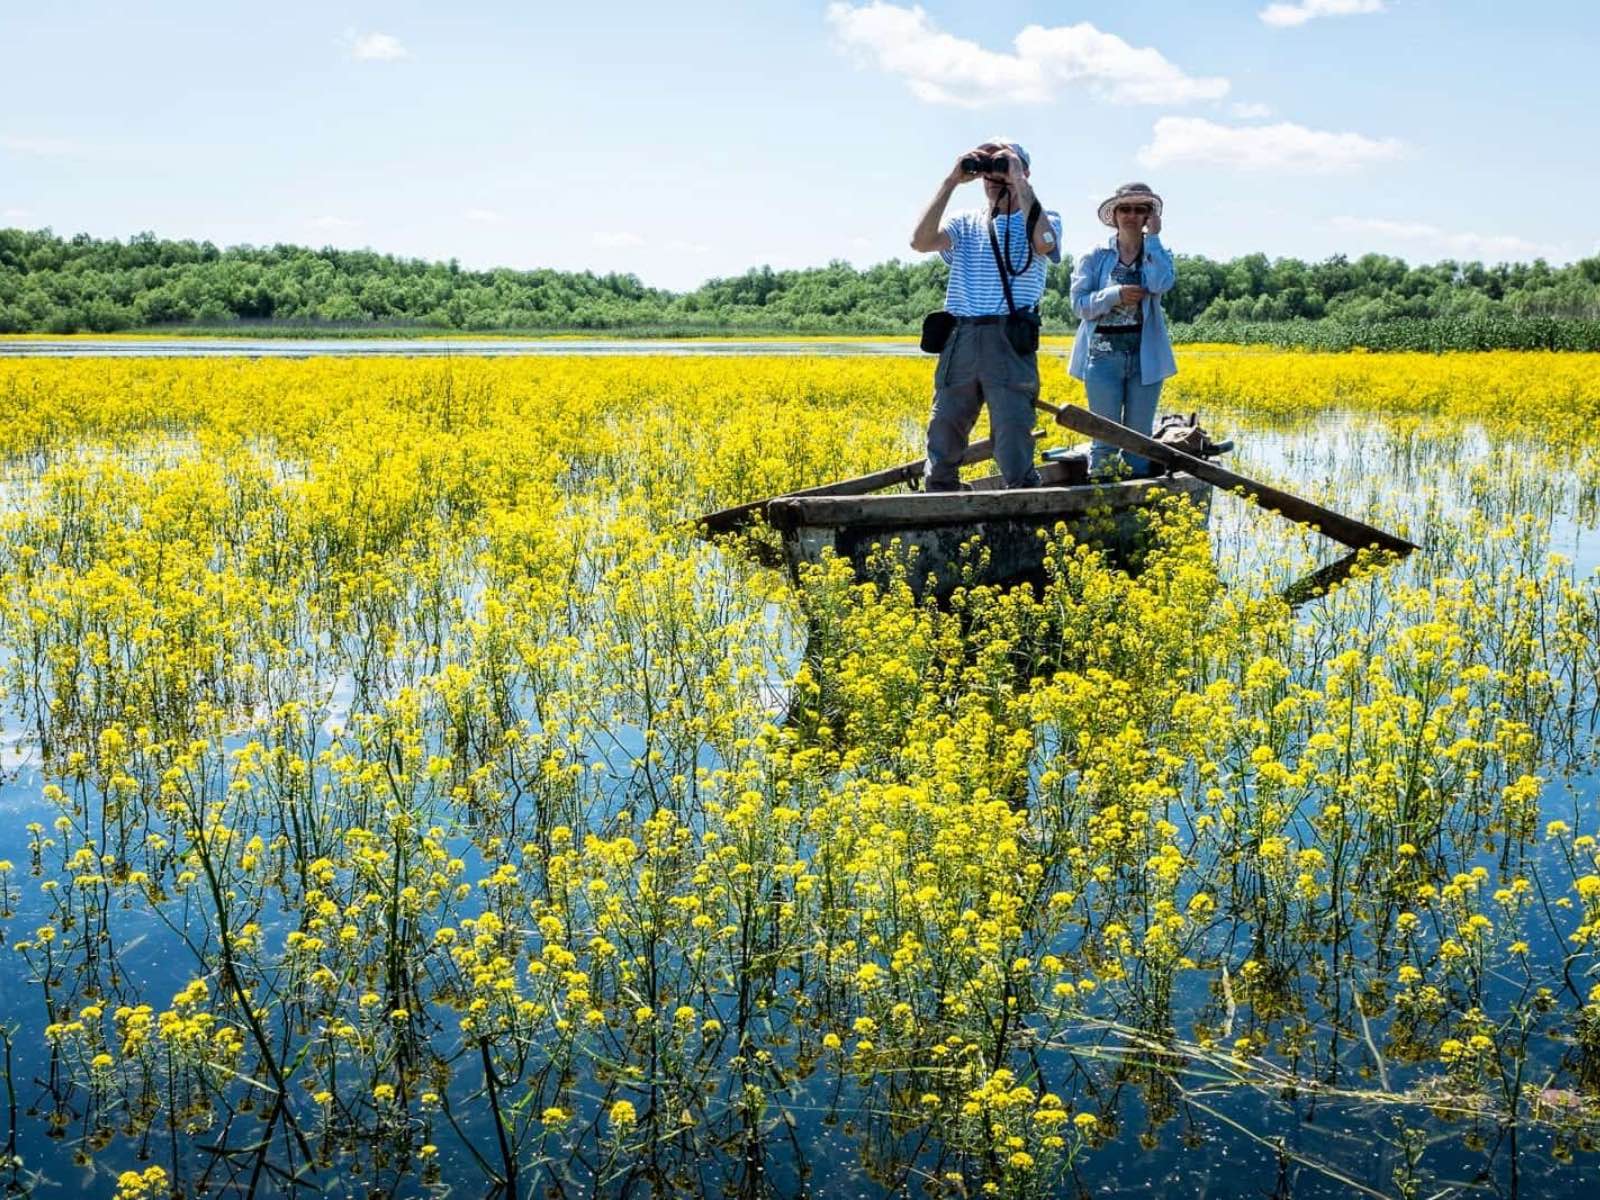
xmin=999 ymin=152 xmax=1030 ymax=196
xmin=1145 ymin=209 xmax=1162 ymax=236
xmin=1119 ymin=285 xmax=1148 ymax=304
xmin=916 ymin=156 xmax=981 ymax=252
xmin=1009 ymin=167 xmax=1038 ymax=215
xmin=947 ymin=151 xmax=985 ymax=187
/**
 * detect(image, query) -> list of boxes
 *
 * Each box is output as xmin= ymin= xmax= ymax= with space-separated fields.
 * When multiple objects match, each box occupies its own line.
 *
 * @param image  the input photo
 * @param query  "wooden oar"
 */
xmin=1034 ymin=400 xmax=1417 ymax=556
xmin=697 ymin=428 xmax=1045 ymax=534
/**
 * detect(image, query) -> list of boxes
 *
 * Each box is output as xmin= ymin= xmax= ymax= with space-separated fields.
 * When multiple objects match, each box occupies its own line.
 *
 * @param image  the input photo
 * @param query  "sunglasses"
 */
xmin=1115 ymin=204 xmax=1154 ymax=216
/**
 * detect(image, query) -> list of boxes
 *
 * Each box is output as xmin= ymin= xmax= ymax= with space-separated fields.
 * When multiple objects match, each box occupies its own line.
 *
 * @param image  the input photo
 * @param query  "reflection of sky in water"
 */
xmin=1 ymin=408 xmax=1597 ymax=1196
xmin=1041 ymin=410 xmax=1600 ymax=1194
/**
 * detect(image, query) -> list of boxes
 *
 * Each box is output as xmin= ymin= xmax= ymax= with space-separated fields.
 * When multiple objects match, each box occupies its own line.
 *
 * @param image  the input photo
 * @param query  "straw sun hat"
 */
xmin=1097 ymin=182 xmax=1164 ymax=227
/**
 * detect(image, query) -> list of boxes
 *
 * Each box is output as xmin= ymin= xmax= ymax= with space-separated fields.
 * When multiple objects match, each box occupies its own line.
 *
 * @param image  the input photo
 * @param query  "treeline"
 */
xmin=1171 ymin=316 xmax=1600 ymax=353
xmin=5 ymin=227 xmax=1600 ymax=341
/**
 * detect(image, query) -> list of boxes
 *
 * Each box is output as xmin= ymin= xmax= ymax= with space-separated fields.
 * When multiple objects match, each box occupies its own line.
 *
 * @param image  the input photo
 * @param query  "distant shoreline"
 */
xmin=5 ymin=319 xmax=1598 ymax=353
xmin=6 ymin=230 xmax=1599 ymax=351
xmin=0 ymin=327 xmax=917 ymax=342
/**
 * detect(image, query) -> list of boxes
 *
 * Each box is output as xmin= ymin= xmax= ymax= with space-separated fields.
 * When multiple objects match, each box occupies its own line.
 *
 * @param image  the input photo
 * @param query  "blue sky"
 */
xmin=2 ymin=0 xmax=1596 ymax=289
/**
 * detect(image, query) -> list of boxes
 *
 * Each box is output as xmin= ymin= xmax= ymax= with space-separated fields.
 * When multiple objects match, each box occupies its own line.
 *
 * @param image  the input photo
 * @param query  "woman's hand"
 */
xmin=1144 ymin=209 xmax=1162 ymax=236
xmin=1119 ymin=285 xmax=1148 ymax=304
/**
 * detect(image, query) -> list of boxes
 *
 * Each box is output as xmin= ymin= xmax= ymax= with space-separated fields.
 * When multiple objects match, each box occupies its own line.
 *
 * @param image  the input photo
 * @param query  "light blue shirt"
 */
xmin=1069 ymin=233 xmax=1178 ymax=386
xmin=940 ymin=207 xmax=1063 ymax=317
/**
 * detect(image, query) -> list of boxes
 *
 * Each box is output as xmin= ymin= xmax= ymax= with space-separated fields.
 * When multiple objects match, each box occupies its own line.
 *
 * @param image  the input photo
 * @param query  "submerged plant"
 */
xmin=0 ymin=351 xmax=1595 ymax=1196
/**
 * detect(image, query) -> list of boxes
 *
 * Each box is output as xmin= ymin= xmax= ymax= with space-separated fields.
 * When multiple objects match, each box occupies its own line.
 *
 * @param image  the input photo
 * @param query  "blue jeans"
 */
xmin=1083 ymin=344 xmax=1163 ymax=475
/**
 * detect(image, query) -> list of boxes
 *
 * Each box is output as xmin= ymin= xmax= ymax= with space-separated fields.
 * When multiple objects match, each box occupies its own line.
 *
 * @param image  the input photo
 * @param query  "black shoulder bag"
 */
xmin=988 ymin=202 xmax=1042 ymax=356
xmin=920 ymin=308 xmax=957 ymax=355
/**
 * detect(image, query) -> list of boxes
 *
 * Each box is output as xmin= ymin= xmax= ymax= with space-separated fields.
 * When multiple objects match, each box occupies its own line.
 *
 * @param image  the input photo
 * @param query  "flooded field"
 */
xmin=0 ymin=352 xmax=1596 ymax=1198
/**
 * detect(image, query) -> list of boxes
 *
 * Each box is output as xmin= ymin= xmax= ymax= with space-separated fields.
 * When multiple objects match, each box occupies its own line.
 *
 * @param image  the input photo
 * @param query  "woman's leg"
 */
xmin=1082 ymin=349 xmax=1124 ymax=475
xmin=1120 ymin=370 xmax=1163 ymax=475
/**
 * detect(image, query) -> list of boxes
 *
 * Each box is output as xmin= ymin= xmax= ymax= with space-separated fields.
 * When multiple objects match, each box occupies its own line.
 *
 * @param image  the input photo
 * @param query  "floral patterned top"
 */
xmin=1092 ymin=257 xmax=1144 ymax=353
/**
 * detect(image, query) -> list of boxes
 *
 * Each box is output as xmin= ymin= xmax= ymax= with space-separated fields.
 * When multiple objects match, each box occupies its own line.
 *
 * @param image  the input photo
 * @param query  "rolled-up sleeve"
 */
xmin=938 ymin=212 xmax=970 ymax=266
xmin=1140 ymin=234 xmax=1176 ymax=295
xmin=1044 ymin=209 xmax=1064 ymax=263
xmin=1071 ymin=250 xmax=1120 ymax=321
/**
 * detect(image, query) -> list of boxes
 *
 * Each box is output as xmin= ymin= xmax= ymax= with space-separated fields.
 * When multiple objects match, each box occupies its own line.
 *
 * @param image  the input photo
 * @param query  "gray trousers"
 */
xmin=923 ymin=322 xmax=1041 ymax=489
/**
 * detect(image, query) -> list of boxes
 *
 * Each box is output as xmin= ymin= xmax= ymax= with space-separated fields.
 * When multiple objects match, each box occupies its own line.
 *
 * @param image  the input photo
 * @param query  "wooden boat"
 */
xmin=768 ymin=462 xmax=1208 ymax=599
xmin=699 ymin=431 xmax=1210 ymax=599
xmin=697 ymin=402 xmax=1416 ymax=604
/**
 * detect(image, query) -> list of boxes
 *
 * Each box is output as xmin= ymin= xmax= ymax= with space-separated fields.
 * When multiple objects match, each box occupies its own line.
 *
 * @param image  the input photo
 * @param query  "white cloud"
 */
xmin=1329 ymin=216 xmax=1553 ymax=260
xmin=2 ymin=208 xmax=32 ymax=221
xmin=464 ymin=208 xmax=503 ymax=224
xmin=1 ymin=134 xmax=82 ymax=157
xmin=1230 ymin=102 xmax=1274 ymax=119
xmin=1139 ymin=116 xmax=1403 ymax=172
xmin=309 ymin=215 xmax=361 ymax=231
xmin=1259 ymin=0 xmax=1385 ymax=28
xmin=825 ymin=2 xmax=1228 ymax=108
xmin=666 ymin=239 xmax=710 ymax=254
xmin=347 ymin=32 xmax=409 ymax=62
xmin=593 ymin=231 xmax=645 ymax=248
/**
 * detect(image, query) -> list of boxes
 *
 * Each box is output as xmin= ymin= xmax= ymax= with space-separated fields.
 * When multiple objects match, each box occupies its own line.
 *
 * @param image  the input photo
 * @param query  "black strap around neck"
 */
xmin=987 ymin=200 xmax=1042 ymax=317
xmin=987 ymin=217 xmax=1019 ymax=317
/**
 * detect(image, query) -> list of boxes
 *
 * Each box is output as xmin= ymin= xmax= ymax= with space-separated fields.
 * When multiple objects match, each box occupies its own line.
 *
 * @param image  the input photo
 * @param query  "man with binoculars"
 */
xmin=910 ymin=140 xmax=1062 ymax=491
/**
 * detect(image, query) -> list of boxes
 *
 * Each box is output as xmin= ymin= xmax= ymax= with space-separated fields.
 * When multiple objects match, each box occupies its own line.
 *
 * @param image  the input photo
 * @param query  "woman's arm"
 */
xmin=1140 ymin=234 xmax=1176 ymax=295
xmin=1071 ymin=249 xmax=1122 ymax=320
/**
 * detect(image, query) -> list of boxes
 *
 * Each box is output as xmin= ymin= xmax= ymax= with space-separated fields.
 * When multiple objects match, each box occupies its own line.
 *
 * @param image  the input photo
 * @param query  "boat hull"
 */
xmin=767 ymin=474 xmax=1210 ymax=600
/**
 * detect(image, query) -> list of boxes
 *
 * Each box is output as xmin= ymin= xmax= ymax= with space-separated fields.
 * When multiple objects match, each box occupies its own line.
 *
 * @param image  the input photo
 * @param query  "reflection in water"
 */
xmin=0 ymin=383 xmax=1598 ymax=1197
xmin=1281 ymin=551 xmax=1366 ymax=609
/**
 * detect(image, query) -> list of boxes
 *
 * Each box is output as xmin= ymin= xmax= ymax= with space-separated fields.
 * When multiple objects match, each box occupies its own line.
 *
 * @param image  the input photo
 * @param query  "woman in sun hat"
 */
xmin=1069 ymin=182 xmax=1177 ymax=476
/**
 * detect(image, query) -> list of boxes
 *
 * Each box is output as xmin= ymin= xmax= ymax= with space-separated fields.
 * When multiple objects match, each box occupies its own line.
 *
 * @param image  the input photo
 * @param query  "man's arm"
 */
xmin=1006 ymin=161 xmax=1058 ymax=260
xmin=910 ymin=156 xmax=978 ymax=253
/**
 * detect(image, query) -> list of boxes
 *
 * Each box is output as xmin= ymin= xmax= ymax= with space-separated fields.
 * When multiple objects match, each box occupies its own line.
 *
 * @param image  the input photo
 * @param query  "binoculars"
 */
xmin=960 ymin=153 xmax=1012 ymax=176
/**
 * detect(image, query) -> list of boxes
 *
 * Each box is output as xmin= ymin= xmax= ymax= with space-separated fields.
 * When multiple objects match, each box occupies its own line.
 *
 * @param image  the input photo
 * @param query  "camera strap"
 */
xmin=987 ymin=209 xmax=1038 ymax=318
xmin=988 ymin=206 xmax=1042 ymax=356
xmin=988 ymin=196 xmax=1040 ymax=275
xmin=987 ymin=217 xmax=1019 ymax=319
xmin=986 ymin=200 xmax=1044 ymax=312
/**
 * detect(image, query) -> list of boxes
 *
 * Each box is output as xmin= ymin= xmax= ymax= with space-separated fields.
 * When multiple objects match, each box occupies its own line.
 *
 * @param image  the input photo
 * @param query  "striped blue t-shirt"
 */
xmin=940 ymin=207 xmax=1063 ymax=317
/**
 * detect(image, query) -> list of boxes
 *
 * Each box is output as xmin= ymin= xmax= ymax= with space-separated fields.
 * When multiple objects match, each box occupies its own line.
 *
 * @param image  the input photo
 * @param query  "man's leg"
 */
xmin=987 ymin=379 xmax=1042 ymax=488
xmin=977 ymin=324 xmax=1042 ymax=488
xmin=924 ymin=378 xmax=983 ymax=489
xmin=925 ymin=326 xmax=984 ymax=490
